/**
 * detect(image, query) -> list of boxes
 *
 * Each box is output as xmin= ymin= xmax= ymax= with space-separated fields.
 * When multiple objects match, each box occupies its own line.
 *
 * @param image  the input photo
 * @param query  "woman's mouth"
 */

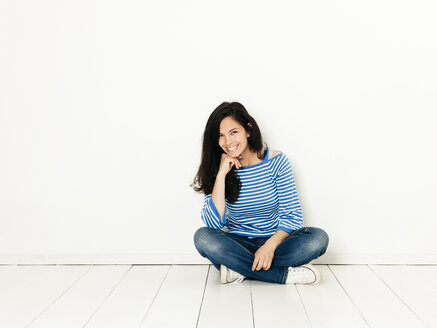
xmin=227 ymin=145 xmax=238 ymax=152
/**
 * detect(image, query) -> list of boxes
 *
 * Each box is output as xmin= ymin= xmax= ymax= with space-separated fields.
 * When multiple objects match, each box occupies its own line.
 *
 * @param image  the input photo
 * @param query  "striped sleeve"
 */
xmin=200 ymin=194 xmax=228 ymax=229
xmin=276 ymin=155 xmax=304 ymax=233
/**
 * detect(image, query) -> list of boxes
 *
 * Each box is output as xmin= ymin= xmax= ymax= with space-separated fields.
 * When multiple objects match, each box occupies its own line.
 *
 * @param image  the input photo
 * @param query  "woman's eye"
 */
xmin=219 ymin=131 xmax=237 ymax=137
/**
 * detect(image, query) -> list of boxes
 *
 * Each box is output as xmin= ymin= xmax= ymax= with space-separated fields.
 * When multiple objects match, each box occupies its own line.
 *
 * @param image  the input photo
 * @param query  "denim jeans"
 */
xmin=193 ymin=226 xmax=329 ymax=284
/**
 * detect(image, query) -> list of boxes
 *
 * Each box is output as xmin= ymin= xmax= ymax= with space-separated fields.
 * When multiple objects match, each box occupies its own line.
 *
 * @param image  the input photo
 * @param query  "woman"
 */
xmin=191 ymin=101 xmax=329 ymax=284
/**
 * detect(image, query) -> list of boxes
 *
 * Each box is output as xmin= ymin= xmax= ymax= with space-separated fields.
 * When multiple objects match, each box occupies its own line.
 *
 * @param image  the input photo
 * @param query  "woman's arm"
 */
xmin=201 ymin=154 xmax=240 ymax=228
xmin=276 ymin=154 xmax=304 ymax=232
xmin=200 ymin=172 xmax=228 ymax=229
xmin=211 ymin=172 xmax=226 ymax=220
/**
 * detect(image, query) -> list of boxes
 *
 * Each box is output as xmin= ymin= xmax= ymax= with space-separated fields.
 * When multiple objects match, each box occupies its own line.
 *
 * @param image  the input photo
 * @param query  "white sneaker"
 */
xmin=220 ymin=264 xmax=245 ymax=284
xmin=285 ymin=263 xmax=321 ymax=284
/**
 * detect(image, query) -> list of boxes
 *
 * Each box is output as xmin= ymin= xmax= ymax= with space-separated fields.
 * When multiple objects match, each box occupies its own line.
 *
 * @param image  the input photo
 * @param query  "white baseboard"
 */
xmin=1 ymin=253 xmax=436 ymax=265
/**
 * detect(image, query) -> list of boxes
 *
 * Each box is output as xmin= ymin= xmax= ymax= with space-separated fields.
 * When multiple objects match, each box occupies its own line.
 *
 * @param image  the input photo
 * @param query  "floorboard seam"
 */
xmin=25 ymin=265 xmax=94 ymax=328
xmin=367 ymin=264 xmax=429 ymax=328
xmin=295 ymin=284 xmax=312 ymax=327
xmin=195 ymin=265 xmax=210 ymax=328
xmin=138 ymin=264 xmax=171 ymax=328
xmin=82 ymin=265 xmax=133 ymax=328
xmin=327 ymin=265 xmax=371 ymax=328
xmin=249 ymin=280 xmax=255 ymax=328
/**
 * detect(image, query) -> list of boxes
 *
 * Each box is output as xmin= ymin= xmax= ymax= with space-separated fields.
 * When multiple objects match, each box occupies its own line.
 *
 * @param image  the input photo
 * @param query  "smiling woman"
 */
xmin=190 ymin=101 xmax=329 ymax=285
xmin=190 ymin=101 xmax=266 ymax=203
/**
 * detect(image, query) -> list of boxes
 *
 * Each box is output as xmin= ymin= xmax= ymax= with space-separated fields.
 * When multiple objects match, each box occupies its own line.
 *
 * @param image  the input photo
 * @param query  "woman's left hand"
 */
xmin=252 ymin=242 xmax=276 ymax=271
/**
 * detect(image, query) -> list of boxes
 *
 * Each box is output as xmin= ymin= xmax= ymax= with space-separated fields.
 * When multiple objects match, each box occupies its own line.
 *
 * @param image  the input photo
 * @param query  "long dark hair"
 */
xmin=190 ymin=101 xmax=267 ymax=203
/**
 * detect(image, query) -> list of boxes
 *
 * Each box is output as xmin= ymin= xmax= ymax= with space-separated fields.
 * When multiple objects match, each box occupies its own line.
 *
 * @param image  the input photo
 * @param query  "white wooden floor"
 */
xmin=0 ymin=264 xmax=435 ymax=328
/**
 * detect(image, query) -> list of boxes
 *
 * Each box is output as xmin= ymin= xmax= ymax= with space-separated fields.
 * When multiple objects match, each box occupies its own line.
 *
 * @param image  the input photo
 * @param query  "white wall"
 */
xmin=1 ymin=0 xmax=436 ymax=264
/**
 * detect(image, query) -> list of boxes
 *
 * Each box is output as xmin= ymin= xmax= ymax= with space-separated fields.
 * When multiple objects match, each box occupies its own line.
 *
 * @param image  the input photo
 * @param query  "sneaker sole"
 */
xmin=301 ymin=264 xmax=321 ymax=284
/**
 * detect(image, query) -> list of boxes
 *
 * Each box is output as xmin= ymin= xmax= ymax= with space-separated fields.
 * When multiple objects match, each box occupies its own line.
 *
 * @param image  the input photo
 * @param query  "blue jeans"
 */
xmin=193 ymin=226 xmax=329 ymax=284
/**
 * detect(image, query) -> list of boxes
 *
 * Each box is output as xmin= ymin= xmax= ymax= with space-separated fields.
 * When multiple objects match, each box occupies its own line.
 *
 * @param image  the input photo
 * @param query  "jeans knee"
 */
xmin=306 ymin=227 xmax=329 ymax=255
xmin=193 ymin=227 xmax=222 ymax=257
xmin=315 ymin=227 xmax=329 ymax=254
xmin=193 ymin=227 xmax=208 ymax=251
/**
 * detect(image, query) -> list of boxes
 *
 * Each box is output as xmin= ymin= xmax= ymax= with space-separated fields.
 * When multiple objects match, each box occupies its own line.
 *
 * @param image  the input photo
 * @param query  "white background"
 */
xmin=1 ymin=0 xmax=436 ymax=263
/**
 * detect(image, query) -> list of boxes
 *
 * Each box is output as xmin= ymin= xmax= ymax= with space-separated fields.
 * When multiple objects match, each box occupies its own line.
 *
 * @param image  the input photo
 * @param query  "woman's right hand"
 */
xmin=218 ymin=153 xmax=242 ymax=176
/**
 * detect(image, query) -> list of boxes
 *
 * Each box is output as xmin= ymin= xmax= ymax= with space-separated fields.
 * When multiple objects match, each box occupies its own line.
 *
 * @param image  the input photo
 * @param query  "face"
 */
xmin=218 ymin=116 xmax=251 ymax=158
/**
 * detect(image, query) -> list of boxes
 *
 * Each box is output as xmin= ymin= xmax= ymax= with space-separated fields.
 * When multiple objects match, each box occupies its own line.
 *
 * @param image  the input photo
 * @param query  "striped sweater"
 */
xmin=200 ymin=146 xmax=304 ymax=238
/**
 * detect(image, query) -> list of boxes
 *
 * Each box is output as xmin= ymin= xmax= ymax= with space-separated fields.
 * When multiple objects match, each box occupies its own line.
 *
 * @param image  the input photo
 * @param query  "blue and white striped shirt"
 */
xmin=200 ymin=146 xmax=304 ymax=238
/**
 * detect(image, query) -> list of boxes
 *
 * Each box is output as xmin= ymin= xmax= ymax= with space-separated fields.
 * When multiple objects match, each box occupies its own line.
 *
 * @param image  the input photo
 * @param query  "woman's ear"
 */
xmin=247 ymin=123 xmax=252 ymax=138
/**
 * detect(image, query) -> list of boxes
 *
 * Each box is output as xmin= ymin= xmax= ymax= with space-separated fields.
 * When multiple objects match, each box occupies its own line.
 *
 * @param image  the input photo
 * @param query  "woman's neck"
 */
xmin=239 ymin=147 xmax=265 ymax=167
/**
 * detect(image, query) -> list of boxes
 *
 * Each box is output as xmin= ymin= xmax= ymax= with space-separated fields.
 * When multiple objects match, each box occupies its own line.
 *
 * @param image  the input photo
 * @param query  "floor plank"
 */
xmin=84 ymin=265 xmax=170 ymax=328
xmin=197 ymin=265 xmax=253 ymax=328
xmin=0 ymin=265 xmax=17 ymax=279
xmin=370 ymin=265 xmax=436 ymax=327
xmin=330 ymin=265 xmax=426 ymax=328
xmin=250 ymin=277 xmax=310 ymax=327
xmin=0 ymin=264 xmax=434 ymax=328
xmin=0 ymin=265 xmax=49 ymax=296
xmin=296 ymin=265 xmax=368 ymax=328
xmin=140 ymin=265 xmax=209 ymax=328
xmin=0 ymin=265 xmax=90 ymax=327
xmin=0 ymin=265 xmax=57 ymax=326
xmin=27 ymin=265 xmax=131 ymax=328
